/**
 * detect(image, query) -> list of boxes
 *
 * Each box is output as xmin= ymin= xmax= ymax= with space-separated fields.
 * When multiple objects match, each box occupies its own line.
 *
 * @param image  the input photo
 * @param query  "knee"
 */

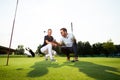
xmin=48 ymin=43 xmax=52 ymax=48
xmin=40 ymin=48 xmax=44 ymax=53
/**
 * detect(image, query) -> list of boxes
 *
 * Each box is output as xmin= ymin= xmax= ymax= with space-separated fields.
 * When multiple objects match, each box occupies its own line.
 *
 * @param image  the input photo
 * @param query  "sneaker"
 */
xmin=71 ymin=60 xmax=79 ymax=62
xmin=45 ymin=55 xmax=49 ymax=61
xmin=45 ymin=58 xmax=48 ymax=61
xmin=67 ymin=59 xmax=70 ymax=62
xmin=51 ymin=59 xmax=56 ymax=62
xmin=71 ymin=60 xmax=75 ymax=62
xmin=67 ymin=57 xmax=70 ymax=61
xmin=52 ymin=50 xmax=57 ymax=55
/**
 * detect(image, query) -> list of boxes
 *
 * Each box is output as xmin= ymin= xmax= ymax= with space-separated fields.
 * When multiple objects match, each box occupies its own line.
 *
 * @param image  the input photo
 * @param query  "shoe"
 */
xmin=45 ymin=57 xmax=48 ymax=61
xmin=71 ymin=60 xmax=79 ymax=62
xmin=71 ymin=60 xmax=75 ymax=62
xmin=45 ymin=58 xmax=48 ymax=61
xmin=67 ymin=60 xmax=70 ymax=62
xmin=52 ymin=50 xmax=57 ymax=55
xmin=51 ymin=59 xmax=56 ymax=62
xmin=75 ymin=60 xmax=79 ymax=61
xmin=67 ymin=59 xmax=70 ymax=62
xmin=45 ymin=55 xmax=49 ymax=61
xmin=67 ymin=57 xmax=70 ymax=61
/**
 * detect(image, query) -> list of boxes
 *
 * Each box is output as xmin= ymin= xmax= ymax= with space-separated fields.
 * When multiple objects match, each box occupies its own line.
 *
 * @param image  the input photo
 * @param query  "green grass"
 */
xmin=0 ymin=56 xmax=120 ymax=80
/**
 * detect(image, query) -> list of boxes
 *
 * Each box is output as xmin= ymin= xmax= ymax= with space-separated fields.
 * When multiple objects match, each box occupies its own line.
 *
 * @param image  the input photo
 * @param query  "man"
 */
xmin=40 ymin=29 xmax=57 ymax=61
xmin=59 ymin=28 xmax=78 ymax=62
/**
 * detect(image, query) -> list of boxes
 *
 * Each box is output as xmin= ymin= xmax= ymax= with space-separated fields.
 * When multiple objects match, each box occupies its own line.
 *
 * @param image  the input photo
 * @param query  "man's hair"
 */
xmin=48 ymin=29 xmax=52 ymax=31
xmin=60 ymin=28 xmax=67 ymax=32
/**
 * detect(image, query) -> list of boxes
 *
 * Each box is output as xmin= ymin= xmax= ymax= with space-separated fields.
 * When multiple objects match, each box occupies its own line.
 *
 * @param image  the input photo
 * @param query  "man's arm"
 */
xmin=45 ymin=40 xmax=51 ymax=44
xmin=52 ymin=41 xmax=62 ymax=46
xmin=45 ymin=40 xmax=58 ymax=46
xmin=52 ymin=40 xmax=66 ymax=46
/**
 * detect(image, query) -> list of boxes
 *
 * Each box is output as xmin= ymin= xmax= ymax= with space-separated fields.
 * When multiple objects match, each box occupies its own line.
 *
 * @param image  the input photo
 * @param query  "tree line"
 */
xmin=16 ymin=40 xmax=120 ymax=57
xmin=77 ymin=40 xmax=119 ymax=57
xmin=36 ymin=40 xmax=120 ymax=57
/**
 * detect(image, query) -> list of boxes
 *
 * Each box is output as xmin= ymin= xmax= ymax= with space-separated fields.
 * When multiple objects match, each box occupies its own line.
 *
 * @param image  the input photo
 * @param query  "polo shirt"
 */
xmin=60 ymin=33 xmax=75 ymax=47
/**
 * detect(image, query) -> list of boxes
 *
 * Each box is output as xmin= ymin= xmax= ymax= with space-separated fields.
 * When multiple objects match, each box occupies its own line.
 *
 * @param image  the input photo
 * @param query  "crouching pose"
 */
xmin=40 ymin=29 xmax=57 ymax=61
xmin=59 ymin=28 xmax=78 ymax=62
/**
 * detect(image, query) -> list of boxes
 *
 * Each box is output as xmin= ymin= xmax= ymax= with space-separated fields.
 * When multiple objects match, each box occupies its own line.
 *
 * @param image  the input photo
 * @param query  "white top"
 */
xmin=60 ymin=33 xmax=75 ymax=47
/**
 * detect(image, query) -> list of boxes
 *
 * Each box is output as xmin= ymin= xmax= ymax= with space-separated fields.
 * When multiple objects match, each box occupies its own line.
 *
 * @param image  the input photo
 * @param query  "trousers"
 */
xmin=61 ymin=43 xmax=78 ymax=60
xmin=40 ymin=43 xmax=55 ymax=60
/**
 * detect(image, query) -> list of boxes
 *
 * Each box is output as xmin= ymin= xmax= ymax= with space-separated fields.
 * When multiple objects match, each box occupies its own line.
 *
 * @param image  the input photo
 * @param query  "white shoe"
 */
xmin=52 ymin=50 xmax=57 ymax=55
xmin=51 ymin=59 xmax=56 ymax=62
xmin=45 ymin=55 xmax=49 ymax=61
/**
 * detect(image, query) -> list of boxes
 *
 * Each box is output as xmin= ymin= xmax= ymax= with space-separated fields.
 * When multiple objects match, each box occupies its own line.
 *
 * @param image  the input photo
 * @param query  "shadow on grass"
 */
xmin=27 ymin=60 xmax=120 ymax=80
xmin=27 ymin=60 xmax=60 ymax=78
xmin=63 ymin=61 xmax=120 ymax=80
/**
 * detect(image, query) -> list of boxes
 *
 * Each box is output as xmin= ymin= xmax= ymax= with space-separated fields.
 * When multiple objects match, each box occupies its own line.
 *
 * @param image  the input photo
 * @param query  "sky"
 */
xmin=0 ymin=0 xmax=120 ymax=51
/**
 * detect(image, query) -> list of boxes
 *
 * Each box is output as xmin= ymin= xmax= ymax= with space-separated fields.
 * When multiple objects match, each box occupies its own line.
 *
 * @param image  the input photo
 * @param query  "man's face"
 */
xmin=60 ymin=30 xmax=67 ymax=37
xmin=48 ymin=30 xmax=52 ymax=36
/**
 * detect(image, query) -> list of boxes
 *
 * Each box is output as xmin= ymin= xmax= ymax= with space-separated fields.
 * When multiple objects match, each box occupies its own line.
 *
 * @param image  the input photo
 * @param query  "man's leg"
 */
xmin=40 ymin=44 xmax=54 ymax=60
xmin=52 ymin=50 xmax=57 ymax=59
xmin=45 ymin=54 xmax=49 ymax=60
xmin=41 ymin=45 xmax=49 ymax=60
xmin=72 ymin=43 xmax=78 ymax=61
xmin=47 ymin=44 xmax=54 ymax=60
xmin=61 ymin=47 xmax=70 ymax=61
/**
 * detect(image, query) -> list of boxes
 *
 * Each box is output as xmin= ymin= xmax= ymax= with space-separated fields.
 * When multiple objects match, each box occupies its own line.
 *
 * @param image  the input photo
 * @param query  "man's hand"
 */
xmin=52 ymin=41 xmax=63 ymax=46
xmin=51 ymin=42 xmax=58 ymax=47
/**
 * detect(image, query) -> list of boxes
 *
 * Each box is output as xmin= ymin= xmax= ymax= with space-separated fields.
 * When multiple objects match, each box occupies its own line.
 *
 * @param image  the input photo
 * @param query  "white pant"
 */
xmin=45 ymin=50 xmax=56 ymax=59
xmin=40 ymin=44 xmax=56 ymax=60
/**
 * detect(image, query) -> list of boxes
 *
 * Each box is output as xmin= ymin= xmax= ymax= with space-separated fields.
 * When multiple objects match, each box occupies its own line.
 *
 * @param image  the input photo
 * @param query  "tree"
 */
xmin=77 ymin=41 xmax=92 ymax=56
xmin=92 ymin=43 xmax=103 ymax=56
xmin=84 ymin=41 xmax=92 ymax=56
xmin=77 ymin=41 xmax=84 ymax=56
xmin=102 ymin=40 xmax=116 ymax=57
xmin=114 ymin=45 xmax=120 ymax=56
xmin=16 ymin=45 xmax=24 ymax=55
xmin=35 ymin=44 xmax=42 ymax=55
